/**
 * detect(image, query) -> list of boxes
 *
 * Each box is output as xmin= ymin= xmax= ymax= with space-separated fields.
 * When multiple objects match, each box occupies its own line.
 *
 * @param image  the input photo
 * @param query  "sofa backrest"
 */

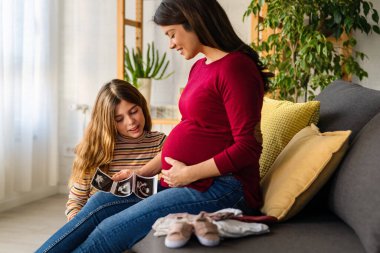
xmin=328 ymin=112 xmax=380 ymax=253
xmin=313 ymin=80 xmax=380 ymax=253
xmin=315 ymin=80 xmax=380 ymax=143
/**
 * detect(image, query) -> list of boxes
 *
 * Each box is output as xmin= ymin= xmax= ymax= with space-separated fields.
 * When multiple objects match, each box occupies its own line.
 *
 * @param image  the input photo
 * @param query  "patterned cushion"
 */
xmin=259 ymin=98 xmax=320 ymax=178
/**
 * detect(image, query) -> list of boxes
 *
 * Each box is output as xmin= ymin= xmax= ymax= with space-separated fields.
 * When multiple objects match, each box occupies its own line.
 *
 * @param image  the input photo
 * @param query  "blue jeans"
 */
xmin=36 ymin=175 xmax=249 ymax=253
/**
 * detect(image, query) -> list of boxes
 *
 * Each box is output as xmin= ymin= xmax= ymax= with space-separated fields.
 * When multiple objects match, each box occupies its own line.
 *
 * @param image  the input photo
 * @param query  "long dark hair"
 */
xmin=153 ymin=0 xmax=272 ymax=92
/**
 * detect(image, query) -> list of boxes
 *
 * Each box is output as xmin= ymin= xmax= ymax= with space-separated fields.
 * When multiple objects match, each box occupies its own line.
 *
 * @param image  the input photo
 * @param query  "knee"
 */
xmin=78 ymin=192 xmax=111 ymax=217
xmin=86 ymin=192 xmax=115 ymax=208
xmin=83 ymin=220 xmax=127 ymax=252
xmin=78 ymin=226 xmax=117 ymax=252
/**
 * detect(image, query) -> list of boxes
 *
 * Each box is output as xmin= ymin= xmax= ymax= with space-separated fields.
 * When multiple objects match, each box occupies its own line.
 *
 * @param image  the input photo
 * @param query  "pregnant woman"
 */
xmin=36 ymin=0 xmax=271 ymax=252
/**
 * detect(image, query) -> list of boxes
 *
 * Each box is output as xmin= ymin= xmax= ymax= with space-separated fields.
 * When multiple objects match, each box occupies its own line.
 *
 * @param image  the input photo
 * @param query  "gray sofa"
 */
xmin=132 ymin=80 xmax=380 ymax=253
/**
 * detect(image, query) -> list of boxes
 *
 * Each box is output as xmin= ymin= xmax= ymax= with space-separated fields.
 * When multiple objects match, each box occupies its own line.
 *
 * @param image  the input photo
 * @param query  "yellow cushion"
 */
xmin=259 ymin=98 xmax=320 ymax=178
xmin=260 ymin=124 xmax=351 ymax=221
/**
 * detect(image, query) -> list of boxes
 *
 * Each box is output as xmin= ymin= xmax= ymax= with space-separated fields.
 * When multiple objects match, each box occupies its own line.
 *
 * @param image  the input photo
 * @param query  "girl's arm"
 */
xmin=65 ymin=175 xmax=91 ymax=221
xmin=112 ymin=152 xmax=162 ymax=181
xmin=138 ymin=151 xmax=163 ymax=177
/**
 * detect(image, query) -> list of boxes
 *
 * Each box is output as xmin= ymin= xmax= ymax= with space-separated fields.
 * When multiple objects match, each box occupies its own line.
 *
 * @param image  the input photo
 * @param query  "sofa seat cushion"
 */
xmin=329 ymin=112 xmax=380 ymax=253
xmin=132 ymin=212 xmax=365 ymax=253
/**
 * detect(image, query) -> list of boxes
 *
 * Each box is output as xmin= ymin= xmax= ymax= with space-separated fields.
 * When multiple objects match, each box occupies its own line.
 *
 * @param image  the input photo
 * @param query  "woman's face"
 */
xmin=114 ymin=99 xmax=145 ymax=138
xmin=161 ymin=24 xmax=202 ymax=60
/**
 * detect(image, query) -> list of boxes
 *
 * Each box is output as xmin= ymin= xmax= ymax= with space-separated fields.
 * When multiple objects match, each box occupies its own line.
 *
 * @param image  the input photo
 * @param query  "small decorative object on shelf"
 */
xmin=151 ymin=105 xmax=180 ymax=135
xmin=124 ymin=42 xmax=174 ymax=105
xmin=150 ymin=105 xmax=179 ymax=120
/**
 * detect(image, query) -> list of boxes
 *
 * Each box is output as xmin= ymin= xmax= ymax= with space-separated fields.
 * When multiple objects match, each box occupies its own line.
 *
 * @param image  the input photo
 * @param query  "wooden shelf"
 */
xmin=152 ymin=118 xmax=180 ymax=125
xmin=117 ymin=0 xmax=143 ymax=79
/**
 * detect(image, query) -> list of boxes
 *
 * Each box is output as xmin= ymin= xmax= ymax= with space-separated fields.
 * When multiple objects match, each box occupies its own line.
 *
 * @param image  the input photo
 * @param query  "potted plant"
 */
xmin=124 ymin=42 xmax=173 ymax=105
xmin=244 ymin=0 xmax=380 ymax=101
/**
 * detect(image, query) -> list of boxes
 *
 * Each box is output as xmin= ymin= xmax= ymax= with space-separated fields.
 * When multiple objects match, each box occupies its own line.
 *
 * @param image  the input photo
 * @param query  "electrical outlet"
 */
xmin=63 ymin=145 xmax=76 ymax=157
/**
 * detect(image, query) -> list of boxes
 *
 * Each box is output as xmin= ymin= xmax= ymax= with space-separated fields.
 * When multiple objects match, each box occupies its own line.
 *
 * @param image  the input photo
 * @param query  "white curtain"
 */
xmin=0 ymin=0 xmax=58 ymax=200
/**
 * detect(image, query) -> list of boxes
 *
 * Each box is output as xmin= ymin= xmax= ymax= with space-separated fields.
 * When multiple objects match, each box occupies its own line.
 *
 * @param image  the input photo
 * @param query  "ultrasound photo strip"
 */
xmin=91 ymin=168 xmax=158 ymax=199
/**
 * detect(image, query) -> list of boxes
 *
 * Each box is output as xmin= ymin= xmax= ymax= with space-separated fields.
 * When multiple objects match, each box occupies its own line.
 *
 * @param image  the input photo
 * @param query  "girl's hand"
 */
xmin=112 ymin=169 xmax=134 ymax=181
xmin=161 ymin=157 xmax=194 ymax=187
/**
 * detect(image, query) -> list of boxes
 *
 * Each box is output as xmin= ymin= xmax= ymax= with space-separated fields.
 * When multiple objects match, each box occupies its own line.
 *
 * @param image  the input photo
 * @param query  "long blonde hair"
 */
xmin=69 ymin=79 xmax=152 ymax=186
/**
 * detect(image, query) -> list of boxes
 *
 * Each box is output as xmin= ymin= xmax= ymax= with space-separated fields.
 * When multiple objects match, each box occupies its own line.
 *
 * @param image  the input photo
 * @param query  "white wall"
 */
xmin=57 ymin=0 xmax=380 ymax=192
xmin=58 ymin=0 xmax=117 ymax=190
xmin=352 ymin=0 xmax=380 ymax=90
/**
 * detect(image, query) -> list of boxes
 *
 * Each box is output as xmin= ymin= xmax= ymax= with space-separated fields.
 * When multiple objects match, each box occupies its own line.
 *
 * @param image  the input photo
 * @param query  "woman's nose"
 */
xmin=169 ymin=40 xmax=175 ymax=49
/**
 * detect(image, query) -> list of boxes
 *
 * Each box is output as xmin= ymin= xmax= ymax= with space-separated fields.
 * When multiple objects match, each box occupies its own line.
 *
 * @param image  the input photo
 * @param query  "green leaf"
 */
xmin=322 ymin=46 xmax=328 ymax=57
xmin=124 ymin=42 xmax=173 ymax=81
xmin=372 ymin=10 xmax=379 ymax=23
xmin=363 ymin=2 xmax=370 ymax=16
xmin=144 ymin=43 xmax=151 ymax=76
xmin=373 ymin=25 xmax=380 ymax=34
xmin=344 ymin=18 xmax=354 ymax=33
xmin=334 ymin=11 xmax=342 ymax=24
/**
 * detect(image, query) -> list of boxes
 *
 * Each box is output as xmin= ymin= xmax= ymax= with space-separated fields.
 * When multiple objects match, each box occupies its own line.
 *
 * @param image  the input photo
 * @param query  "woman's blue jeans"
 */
xmin=36 ymin=175 xmax=248 ymax=253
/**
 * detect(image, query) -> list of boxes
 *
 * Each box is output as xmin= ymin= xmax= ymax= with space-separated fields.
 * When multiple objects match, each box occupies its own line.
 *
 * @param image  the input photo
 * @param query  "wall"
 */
xmin=352 ymin=0 xmax=380 ymax=90
xmin=58 ymin=0 xmax=117 ymax=191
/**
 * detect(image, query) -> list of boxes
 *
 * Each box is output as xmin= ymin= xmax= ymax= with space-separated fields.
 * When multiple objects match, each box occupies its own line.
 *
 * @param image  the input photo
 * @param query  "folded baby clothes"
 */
xmin=214 ymin=219 xmax=269 ymax=238
xmin=232 ymin=215 xmax=278 ymax=224
xmin=152 ymin=209 xmax=242 ymax=236
xmin=207 ymin=208 xmax=243 ymax=221
xmin=153 ymin=209 xmax=270 ymax=239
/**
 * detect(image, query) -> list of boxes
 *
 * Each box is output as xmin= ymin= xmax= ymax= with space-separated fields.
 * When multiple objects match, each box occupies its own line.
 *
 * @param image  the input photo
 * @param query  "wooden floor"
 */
xmin=0 ymin=194 xmax=67 ymax=253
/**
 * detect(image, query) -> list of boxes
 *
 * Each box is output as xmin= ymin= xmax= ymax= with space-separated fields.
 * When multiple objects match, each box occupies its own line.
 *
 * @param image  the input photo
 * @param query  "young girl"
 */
xmin=37 ymin=0 xmax=271 ymax=252
xmin=65 ymin=79 xmax=166 ymax=220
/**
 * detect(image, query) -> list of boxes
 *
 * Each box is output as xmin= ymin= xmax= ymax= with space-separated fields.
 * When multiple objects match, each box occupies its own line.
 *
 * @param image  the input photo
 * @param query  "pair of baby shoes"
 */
xmin=164 ymin=212 xmax=220 ymax=248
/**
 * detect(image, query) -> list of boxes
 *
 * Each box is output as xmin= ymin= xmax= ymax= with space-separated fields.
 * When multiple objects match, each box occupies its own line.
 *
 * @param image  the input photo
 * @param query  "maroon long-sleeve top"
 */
xmin=161 ymin=51 xmax=264 ymax=209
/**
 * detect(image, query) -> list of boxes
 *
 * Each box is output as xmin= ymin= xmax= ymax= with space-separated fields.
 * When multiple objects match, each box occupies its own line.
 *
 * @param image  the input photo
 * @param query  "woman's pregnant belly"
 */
xmin=161 ymin=120 xmax=232 ymax=188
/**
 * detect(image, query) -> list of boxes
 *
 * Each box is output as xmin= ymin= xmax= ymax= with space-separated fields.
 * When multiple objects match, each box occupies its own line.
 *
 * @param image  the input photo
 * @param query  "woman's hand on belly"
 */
xmin=162 ymin=156 xmax=222 ymax=187
xmin=161 ymin=157 xmax=194 ymax=187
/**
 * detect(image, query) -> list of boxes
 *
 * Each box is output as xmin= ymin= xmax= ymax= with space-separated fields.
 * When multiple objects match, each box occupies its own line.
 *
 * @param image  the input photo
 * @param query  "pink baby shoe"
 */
xmin=193 ymin=212 xmax=220 ymax=247
xmin=164 ymin=221 xmax=193 ymax=248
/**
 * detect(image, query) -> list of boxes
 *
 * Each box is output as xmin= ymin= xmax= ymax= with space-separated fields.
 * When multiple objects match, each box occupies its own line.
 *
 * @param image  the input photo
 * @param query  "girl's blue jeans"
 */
xmin=36 ymin=175 xmax=250 ymax=253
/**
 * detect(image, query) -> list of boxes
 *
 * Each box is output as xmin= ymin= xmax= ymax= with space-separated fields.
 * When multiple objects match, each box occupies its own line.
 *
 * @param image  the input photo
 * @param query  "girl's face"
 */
xmin=161 ymin=24 xmax=202 ymax=60
xmin=114 ymin=100 xmax=145 ymax=138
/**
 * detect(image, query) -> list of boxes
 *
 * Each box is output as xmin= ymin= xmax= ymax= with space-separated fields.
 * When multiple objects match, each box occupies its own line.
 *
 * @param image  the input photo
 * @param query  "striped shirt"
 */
xmin=65 ymin=131 xmax=166 ymax=220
